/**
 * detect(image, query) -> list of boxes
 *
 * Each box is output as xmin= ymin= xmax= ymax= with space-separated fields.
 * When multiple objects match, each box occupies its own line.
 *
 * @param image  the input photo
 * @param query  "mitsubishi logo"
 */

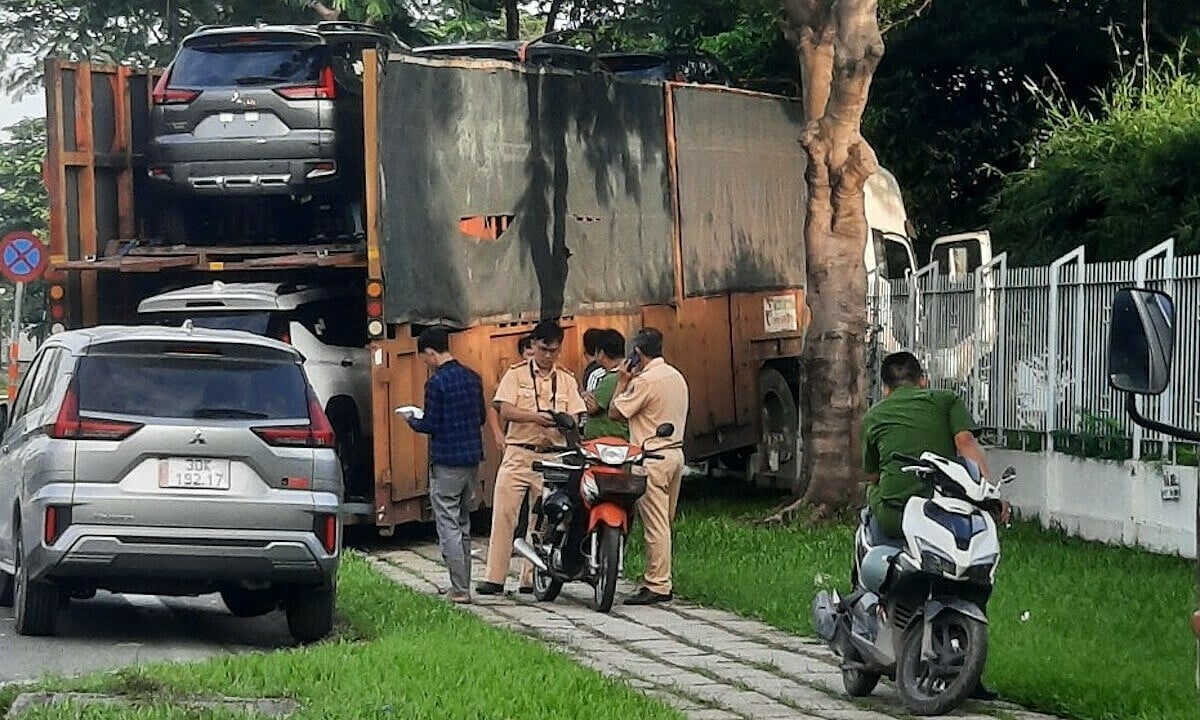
xmin=189 ymin=429 xmax=206 ymax=445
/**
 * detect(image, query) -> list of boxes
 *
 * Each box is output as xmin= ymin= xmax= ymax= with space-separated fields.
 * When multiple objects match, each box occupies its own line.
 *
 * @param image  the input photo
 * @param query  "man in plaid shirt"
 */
xmin=400 ymin=327 xmax=486 ymax=603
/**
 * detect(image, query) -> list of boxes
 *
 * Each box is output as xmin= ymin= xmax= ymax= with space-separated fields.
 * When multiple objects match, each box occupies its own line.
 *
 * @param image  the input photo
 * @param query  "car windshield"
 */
xmin=76 ymin=353 xmax=309 ymax=420
xmin=170 ymin=42 xmax=324 ymax=88
xmin=142 ymin=312 xmax=273 ymax=336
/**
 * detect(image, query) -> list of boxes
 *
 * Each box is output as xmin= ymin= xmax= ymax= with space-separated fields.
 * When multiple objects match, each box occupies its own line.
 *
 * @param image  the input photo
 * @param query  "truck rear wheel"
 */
xmin=758 ymin=368 xmax=804 ymax=494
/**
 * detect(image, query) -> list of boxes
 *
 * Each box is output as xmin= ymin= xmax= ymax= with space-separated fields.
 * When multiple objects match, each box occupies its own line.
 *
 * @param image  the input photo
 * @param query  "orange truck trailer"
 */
xmin=43 ymin=49 xmax=817 ymax=534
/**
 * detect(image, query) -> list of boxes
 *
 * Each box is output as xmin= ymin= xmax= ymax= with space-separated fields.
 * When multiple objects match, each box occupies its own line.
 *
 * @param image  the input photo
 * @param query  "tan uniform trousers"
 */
xmin=485 ymin=445 xmax=548 ymax=586
xmin=638 ymin=450 xmax=685 ymax=595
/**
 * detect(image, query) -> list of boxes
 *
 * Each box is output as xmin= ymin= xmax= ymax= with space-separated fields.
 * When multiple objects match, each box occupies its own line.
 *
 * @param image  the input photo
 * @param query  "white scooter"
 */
xmin=812 ymin=452 xmax=1015 ymax=716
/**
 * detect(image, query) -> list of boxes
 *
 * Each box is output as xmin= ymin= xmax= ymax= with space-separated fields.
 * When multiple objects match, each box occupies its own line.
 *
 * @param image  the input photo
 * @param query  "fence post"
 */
xmin=911 ymin=260 xmax=938 ymax=368
xmin=1133 ymin=237 xmax=1177 ymax=461
xmin=1048 ymin=246 xmax=1086 ymax=453
xmin=974 ymin=252 xmax=1008 ymax=438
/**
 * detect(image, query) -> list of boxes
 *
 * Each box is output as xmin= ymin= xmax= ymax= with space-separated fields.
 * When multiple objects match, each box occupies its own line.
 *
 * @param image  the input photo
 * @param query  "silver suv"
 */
xmin=136 ymin=281 xmax=371 ymax=501
xmin=0 ymin=326 xmax=342 ymax=642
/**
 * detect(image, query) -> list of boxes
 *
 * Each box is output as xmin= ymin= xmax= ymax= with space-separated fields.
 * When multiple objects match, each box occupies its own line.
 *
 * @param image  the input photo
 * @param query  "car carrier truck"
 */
xmin=40 ymin=45 xmax=989 ymax=534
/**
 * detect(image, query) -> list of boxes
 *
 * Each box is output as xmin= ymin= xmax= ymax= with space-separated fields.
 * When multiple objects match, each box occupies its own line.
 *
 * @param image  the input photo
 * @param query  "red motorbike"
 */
xmin=515 ymin=413 xmax=679 ymax=612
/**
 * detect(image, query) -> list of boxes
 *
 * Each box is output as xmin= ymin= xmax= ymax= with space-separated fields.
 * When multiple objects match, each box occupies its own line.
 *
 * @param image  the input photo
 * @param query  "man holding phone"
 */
xmin=478 ymin=320 xmax=587 ymax=595
xmin=610 ymin=327 xmax=689 ymax=605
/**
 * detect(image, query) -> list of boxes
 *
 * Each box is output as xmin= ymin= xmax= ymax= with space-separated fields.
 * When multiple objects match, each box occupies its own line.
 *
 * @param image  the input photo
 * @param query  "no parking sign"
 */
xmin=0 ymin=231 xmax=47 ymax=284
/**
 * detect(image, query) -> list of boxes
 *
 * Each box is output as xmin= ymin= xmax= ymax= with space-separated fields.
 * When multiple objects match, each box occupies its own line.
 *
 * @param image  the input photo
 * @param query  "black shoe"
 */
xmin=518 ymin=585 xmax=533 ymax=594
xmin=623 ymin=587 xmax=673 ymax=606
xmin=969 ymin=682 xmax=998 ymax=701
xmin=475 ymin=581 xmax=504 ymax=595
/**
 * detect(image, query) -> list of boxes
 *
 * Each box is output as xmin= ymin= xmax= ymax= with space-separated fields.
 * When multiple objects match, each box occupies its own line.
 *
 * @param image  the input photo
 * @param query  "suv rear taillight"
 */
xmin=44 ymin=505 xmax=72 ymax=545
xmin=252 ymin=390 xmax=335 ymax=448
xmin=152 ymin=70 xmax=200 ymax=105
xmin=314 ymin=513 xmax=338 ymax=554
xmin=275 ymin=66 xmax=336 ymax=100
xmin=49 ymin=384 xmax=144 ymax=441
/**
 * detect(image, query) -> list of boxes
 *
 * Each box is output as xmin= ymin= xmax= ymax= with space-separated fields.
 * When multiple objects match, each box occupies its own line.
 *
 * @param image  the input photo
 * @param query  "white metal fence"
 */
xmin=868 ymin=238 xmax=1198 ymax=461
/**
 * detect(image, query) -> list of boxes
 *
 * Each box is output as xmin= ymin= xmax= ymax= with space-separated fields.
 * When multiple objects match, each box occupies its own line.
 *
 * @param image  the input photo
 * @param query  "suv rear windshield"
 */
xmin=143 ymin=311 xmax=275 ymax=336
xmin=170 ymin=41 xmax=325 ymax=88
xmin=76 ymin=351 xmax=309 ymax=421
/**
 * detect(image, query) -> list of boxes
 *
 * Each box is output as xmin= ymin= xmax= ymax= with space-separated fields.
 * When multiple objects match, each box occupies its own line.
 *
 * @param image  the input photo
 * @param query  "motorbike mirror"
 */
xmin=1000 ymin=466 xmax=1017 ymax=484
xmin=1106 ymin=287 xmax=1175 ymax=395
xmin=553 ymin=412 xmax=577 ymax=430
xmin=655 ymin=423 xmax=675 ymax=438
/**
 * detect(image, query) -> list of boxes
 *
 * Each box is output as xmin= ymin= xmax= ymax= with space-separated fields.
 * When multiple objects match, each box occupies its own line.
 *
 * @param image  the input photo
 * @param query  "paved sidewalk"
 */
xmin=368 ymin=541 xmax=1058 ymax=720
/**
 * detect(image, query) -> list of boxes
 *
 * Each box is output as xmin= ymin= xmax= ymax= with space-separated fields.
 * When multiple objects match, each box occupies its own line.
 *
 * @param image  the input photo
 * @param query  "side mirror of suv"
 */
xmin=1107 ymin=287 xmax=1175 ymax=395
xmin=0 ymin=402 xmax=8 ymax=431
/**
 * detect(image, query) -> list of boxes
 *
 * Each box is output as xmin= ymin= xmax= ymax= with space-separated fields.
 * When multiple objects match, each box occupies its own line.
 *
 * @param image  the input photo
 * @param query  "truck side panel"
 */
xmin=45 ymin=60 xmax=158 ymax=328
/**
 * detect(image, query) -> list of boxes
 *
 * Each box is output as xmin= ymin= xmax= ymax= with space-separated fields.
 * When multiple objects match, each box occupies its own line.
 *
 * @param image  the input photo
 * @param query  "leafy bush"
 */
xmin=988 ymin=57 xmax=1200 ymax=264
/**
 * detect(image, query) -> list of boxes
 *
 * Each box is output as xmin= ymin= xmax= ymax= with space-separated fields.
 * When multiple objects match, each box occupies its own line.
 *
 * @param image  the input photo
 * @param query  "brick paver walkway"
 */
xmin=369 ymin=541 xmax=1058 ymax=720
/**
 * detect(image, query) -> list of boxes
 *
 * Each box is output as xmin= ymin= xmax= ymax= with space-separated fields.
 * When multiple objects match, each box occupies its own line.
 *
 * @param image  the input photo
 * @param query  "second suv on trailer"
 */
xmin=136 ymin=281 xmax=372 ymax=501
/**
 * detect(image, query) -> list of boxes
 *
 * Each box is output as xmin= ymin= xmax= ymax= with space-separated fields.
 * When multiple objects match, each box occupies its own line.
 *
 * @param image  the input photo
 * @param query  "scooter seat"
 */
xmin=860 ymin=507 xmax=905 ymax=549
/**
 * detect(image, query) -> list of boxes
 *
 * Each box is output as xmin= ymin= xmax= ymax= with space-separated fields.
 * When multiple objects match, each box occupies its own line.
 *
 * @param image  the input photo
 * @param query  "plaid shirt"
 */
xmin=407 ymin=360 xmax=486 ymax=467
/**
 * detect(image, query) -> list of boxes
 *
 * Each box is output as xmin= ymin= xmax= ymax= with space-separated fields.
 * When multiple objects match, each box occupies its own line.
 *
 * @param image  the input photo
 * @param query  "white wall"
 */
xmin=988 ymin=449 xmax=1197 ymax=559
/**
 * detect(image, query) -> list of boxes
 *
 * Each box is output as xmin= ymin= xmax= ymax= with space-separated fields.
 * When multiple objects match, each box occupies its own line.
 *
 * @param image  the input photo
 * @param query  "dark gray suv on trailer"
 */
xmin=148 ymin=22 xmax=393 ymax=209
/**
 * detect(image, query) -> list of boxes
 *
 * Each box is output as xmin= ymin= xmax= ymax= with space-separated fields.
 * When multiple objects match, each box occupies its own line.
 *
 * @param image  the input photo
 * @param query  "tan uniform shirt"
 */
xmin=612 ymin=357 xmax=689 ymax=446
xmin=494 ymin=360 xmax=587 ymax=448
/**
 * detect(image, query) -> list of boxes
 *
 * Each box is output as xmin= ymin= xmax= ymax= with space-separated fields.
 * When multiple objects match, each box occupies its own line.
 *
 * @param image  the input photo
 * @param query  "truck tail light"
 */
xmin=366 ymin=280 xmax=385 ymax=339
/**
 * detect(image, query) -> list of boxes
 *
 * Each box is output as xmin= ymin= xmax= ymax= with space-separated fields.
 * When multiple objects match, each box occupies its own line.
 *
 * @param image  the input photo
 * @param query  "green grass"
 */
xmin=625 ymin=487 xmax=1197 ymax=720
xmin=1 ymin=553 xmax=682 ymax=720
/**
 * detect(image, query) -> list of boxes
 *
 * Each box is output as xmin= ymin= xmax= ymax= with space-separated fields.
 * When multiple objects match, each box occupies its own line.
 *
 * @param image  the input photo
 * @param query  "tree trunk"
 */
xmin=781 ymin=0 xmax=884 ymax=509
xmin=544 ymin=0 xmax=565 ymax=35
xmin=504 ymin=0 xmax=521 ymax=40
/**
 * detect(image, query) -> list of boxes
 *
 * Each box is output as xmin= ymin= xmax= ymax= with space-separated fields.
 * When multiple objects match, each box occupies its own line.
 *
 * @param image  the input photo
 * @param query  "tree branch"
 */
xmin=544 ymin=0 xmax=565 ymax=35
xmin=309 ymin=1 xmax=340 ymax=21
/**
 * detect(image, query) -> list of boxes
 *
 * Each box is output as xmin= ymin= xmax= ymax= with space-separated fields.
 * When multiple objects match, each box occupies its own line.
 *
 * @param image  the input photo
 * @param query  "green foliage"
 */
xmin=988 ymin=56 xmax=1200 ymax=264
xmin=866 ymin=0 xmax=1200 ymax=255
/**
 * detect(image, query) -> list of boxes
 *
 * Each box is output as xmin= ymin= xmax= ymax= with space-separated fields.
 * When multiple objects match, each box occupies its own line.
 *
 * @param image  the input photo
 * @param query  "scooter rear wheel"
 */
xmin=836 ymin=627 xmax=881 ymax=697
xmin=592 ymin=526 xmax=621 ymax=613
xmin=532 ymin=563 xmax=562 ymax=602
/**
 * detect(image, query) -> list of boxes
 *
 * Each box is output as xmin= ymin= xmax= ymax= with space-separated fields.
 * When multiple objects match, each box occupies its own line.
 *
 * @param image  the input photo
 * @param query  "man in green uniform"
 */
xmin=863 ymin=351 xmax=1007 ymax=538
xmin=861 ymin=351 xmax=1010 ymax=702
xmin=582 ymin=329 xmax=629 ymax=440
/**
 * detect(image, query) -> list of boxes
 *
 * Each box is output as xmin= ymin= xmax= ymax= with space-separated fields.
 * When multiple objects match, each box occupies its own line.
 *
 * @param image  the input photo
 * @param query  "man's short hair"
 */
xmin=517 ymin=335 xmax=533 ymax=355
xmin=598 ymin=329 xmax=626 ymax=359
xmin=417 ymin=326 xmax=451 ymax=354
xmin=632 ymin=327 xmax=664 ymax=358
xmin=881 ymin=351 xmax=924 ymax=389
xmin=583 ymin=328 xmax=604 ymax=356
xmin=530 ymin=320 xmax=565 ymax=345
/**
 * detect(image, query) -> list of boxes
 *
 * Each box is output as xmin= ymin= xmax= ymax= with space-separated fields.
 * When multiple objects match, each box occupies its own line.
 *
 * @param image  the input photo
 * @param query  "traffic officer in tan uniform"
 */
xmin=477 ymin=320 xmax=587 ymax=595
xmin=611 ymin=327 xmax=689 ymax=605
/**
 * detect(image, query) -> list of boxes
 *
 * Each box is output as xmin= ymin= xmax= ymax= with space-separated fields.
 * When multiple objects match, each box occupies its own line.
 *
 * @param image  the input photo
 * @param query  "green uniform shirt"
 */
xmin=582 ymin=371 xmax=630 ymax=441
xmin=863 ymin=385 xmax=975 ymax=537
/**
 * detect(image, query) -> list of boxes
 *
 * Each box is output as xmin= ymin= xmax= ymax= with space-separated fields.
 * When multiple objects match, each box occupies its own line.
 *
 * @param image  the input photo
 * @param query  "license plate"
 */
xmin=244 ymin=111 xmax=260 ymax=122
xmin=158 ymin=458 xmax=231 ymax=490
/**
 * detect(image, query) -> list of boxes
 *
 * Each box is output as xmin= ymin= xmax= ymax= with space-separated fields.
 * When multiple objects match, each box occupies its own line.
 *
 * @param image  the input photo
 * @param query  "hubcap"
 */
xmin=913 ymin=617 xmax=972 ymax=698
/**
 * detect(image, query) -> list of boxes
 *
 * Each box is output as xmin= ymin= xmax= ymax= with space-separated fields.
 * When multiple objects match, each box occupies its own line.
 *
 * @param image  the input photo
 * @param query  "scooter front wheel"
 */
xmin=897 ymin=610 xmax=988 ymax=716
xmin=592 ymin=526 xmax=621 ymax=613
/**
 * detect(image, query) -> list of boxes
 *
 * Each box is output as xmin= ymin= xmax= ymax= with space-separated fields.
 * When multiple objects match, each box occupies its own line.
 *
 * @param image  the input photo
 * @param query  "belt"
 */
xmin=509 ymin=443 xmax=554 ymax=454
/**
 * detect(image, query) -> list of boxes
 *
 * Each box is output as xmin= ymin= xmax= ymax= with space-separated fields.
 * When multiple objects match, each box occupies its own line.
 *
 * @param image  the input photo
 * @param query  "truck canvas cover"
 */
xmin=376 ymin=55 xmax=807 ymax=326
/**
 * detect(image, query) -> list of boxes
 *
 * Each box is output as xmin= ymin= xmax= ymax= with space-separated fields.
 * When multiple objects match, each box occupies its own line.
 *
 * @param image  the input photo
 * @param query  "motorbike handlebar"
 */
xmin=891 ymin=452 xmax=924 ymax=465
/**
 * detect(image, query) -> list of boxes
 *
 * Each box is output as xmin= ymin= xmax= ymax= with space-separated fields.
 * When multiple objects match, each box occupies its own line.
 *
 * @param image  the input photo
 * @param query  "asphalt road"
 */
xmin=0 ymin=592 xmax=295 ymax=683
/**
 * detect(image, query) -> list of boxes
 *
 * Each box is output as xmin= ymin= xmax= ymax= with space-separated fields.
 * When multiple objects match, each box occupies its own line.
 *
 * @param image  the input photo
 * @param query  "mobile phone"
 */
xmin=625 ymin=349 xmax=641 ymax=370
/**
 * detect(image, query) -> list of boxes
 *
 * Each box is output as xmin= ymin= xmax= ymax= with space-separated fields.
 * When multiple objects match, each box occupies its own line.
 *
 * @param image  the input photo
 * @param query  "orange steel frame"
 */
xmin=361 ymin=51 xmax=808 ymax=531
